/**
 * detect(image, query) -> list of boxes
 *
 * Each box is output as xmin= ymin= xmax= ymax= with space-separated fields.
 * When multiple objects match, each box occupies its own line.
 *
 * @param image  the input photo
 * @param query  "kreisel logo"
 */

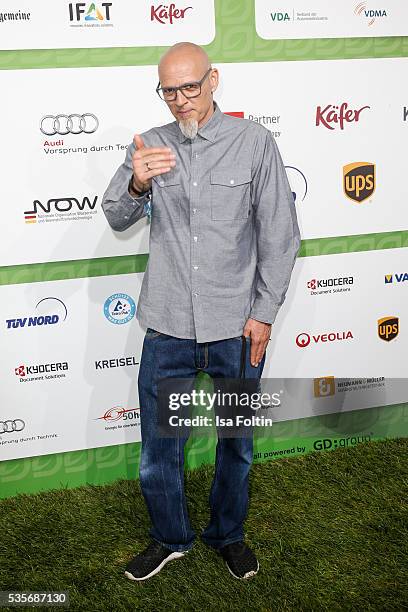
xmin=151 ymin=3 xmax=193 ymax=24
xmin=296 ymin=331 xmax=353 ymax=348
xmin=316 ymin=102 xmax=370 ymax=130
xmin=343 ymin=162 xmax=375 ymax=203
xmin=378 ymin=316 xmax=399 ymax=342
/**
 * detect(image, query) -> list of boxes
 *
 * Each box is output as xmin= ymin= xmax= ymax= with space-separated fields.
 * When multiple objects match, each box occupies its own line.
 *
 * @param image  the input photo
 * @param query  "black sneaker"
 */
xmin=219 ymin=541 xmax=259 ymax=580
xmin=124 ymin=540 xmax=187 ymax=581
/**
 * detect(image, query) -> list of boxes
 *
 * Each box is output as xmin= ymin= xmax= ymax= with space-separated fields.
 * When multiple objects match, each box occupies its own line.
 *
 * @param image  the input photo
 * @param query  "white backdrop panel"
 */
xmin=0 ymin=0 xmax=215 ymax=50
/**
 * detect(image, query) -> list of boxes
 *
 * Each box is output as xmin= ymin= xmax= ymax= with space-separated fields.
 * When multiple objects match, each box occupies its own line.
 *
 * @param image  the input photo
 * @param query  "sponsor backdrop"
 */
xmin=0 ymin=0 xmax=407 ymax=498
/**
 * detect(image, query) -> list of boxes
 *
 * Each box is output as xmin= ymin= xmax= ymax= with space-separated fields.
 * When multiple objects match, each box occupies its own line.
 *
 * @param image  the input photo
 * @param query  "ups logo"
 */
xmin=378 ymin=316 xmax=399 ymax=342
xmin=343 ymin=162 xmax=375 ymax=203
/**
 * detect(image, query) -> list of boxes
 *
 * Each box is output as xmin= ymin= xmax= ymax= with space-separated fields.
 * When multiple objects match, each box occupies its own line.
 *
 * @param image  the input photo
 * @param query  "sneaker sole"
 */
xmin=124 ymin=551 xmax=186 ymax=582
xmin=225 ymin=559 xmax=259 ymax=580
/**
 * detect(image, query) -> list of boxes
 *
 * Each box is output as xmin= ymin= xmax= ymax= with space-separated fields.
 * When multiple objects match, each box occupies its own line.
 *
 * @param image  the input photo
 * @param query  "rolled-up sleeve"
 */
xmin=101 ymin=141 xmax=151 ymax=232
xmin=249 ymin=130 xmax=301 ymax=324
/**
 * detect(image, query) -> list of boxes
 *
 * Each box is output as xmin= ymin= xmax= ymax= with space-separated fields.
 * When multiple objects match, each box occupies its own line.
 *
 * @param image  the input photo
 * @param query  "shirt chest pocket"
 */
xmin=210 ymin=168 xmax=252 ymax=221
xmin=152 ymin=172 xmax=181 ymax=221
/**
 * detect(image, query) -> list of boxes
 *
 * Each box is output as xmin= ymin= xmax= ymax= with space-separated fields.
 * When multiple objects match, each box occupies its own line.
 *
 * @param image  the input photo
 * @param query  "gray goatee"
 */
xmin=178 ymin=118 xmax=199 ymax=140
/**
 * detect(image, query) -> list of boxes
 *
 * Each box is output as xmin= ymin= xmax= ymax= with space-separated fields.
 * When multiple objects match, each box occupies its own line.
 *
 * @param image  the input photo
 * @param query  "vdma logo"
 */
xmin=343 ymin=162 xmax=375 ymax=203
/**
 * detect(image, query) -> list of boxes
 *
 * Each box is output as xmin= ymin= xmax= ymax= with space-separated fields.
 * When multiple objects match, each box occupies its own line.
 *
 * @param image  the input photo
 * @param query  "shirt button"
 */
xmin=195 ymin=153 xmax=199 ymax=159
xmin=193 ymin=292 xmax=198 ymax=297
xmin=230 ymin=179 xmax=235 ymax=185
xmin=193 ymin=266 xmax=199 ymax=270
xmin=193 ymin=181 xmax=198 ymax=187
xmin=193 ymin=236 xmax=198 ymax=242
xmin=192 ymin=208 xmax=197 ymax=214
xmin=159 ymin=180 xmax=164 ymax=186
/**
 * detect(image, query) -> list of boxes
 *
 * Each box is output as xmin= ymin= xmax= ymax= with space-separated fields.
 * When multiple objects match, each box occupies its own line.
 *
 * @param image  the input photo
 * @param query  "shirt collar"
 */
xmin=177 ymin=101 xmax=223 ymax=143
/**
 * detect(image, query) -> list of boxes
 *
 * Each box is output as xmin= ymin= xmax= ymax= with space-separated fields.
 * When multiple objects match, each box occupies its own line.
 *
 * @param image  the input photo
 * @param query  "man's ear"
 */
xmin=210 ymin=68 xmax=219 ymax=93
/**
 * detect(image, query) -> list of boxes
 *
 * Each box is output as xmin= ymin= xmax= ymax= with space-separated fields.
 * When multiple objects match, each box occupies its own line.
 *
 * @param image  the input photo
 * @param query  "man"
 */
xmin=102 ymin=42 xmax=301 ymax=581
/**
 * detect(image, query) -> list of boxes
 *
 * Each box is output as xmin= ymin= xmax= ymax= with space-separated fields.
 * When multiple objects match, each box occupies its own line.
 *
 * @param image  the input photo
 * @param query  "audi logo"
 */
xmin=40 ymin=113 xmax=99 ymax=136
xmin=0 ymin=419 xmax=25 ymax=434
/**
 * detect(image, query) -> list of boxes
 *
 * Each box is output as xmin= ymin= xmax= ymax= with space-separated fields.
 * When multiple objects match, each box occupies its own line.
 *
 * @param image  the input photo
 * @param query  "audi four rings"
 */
xmin=0 ymin=419 xmax=25 ymax=434
xmin=40 ymin=113 xmax=99 ymax=136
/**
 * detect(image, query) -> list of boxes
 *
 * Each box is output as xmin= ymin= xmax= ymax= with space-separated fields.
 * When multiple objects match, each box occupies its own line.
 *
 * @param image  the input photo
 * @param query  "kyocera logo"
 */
xmin=307 ymin=277 xmax=354 ymax=290
xmin=15 ymin=362 xmax=69 ymax=377
xmin=296 ymin=331 xmax=353 ymax=348
xmin=5 ymin=297 xmax=68 ymax=330
xmin=24 ymin=196 xmax=98 ymax=223
xmin=150 ymin=3 xmax=193 ymax=24
xmin=316 ymin=102 xmax=370 ymax=130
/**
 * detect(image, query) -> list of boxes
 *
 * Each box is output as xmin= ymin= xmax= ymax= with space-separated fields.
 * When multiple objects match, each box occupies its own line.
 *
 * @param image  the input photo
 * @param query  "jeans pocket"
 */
xmin=145 ymin=327 xmax=162 ymax=338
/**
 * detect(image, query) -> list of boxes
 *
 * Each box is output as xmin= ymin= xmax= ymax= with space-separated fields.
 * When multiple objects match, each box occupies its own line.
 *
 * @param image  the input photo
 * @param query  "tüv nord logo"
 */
xmin=5 ymin=297 xmax=68 ymax=330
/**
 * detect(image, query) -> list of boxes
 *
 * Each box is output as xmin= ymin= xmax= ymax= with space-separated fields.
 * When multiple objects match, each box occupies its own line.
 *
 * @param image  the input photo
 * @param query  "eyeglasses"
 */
xmin=156 ymin=67 xmax=213 ymax=102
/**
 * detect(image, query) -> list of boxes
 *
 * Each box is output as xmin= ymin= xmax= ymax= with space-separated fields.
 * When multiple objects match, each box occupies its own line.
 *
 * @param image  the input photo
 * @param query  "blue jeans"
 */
xmin=137 ymin=328 xmax=267 ymax=553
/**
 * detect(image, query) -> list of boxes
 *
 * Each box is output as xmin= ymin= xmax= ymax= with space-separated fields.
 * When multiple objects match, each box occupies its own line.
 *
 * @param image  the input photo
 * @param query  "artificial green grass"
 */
xmin=0 ymin=438 xmax=407 ymax=612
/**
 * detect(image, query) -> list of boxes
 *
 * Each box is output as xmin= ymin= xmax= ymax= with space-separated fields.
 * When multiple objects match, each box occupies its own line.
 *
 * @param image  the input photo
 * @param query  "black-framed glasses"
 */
xmin=156 ymin=67 xmax=213 ymax=102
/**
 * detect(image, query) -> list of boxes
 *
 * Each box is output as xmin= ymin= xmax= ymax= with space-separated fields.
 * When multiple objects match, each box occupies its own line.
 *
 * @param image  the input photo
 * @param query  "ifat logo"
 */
xmin=68 ymin=2 xmax=112 ymax=25
xmin=104 ymin=294 xmax=136 ymax=325
xmin=343 ymin=162 xmax=375 ymax=203
xmin=378 ymin=316 xmax=399 ymax=342
xmin=6 ymin=297 xmax=68 ymax=330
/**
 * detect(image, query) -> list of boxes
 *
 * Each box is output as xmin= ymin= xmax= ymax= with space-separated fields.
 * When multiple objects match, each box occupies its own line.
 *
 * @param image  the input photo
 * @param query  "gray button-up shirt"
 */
xmin=101 ymin=101 xmax=301 ymax=343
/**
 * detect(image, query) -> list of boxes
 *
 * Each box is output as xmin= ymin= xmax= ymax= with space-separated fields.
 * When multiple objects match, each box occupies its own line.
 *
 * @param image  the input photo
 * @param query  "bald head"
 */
xmin=158 ymin=42 xmax=210 ymax=81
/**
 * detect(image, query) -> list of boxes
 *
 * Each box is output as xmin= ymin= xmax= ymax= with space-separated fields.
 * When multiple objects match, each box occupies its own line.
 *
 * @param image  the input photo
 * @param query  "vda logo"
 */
xmin=378 ymin=316 xmax=399 ymax=342
xmin=270 ymin=12 xmax=290 ymax=21
xmin=343 ymin=162 xmax=375 ymax=203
